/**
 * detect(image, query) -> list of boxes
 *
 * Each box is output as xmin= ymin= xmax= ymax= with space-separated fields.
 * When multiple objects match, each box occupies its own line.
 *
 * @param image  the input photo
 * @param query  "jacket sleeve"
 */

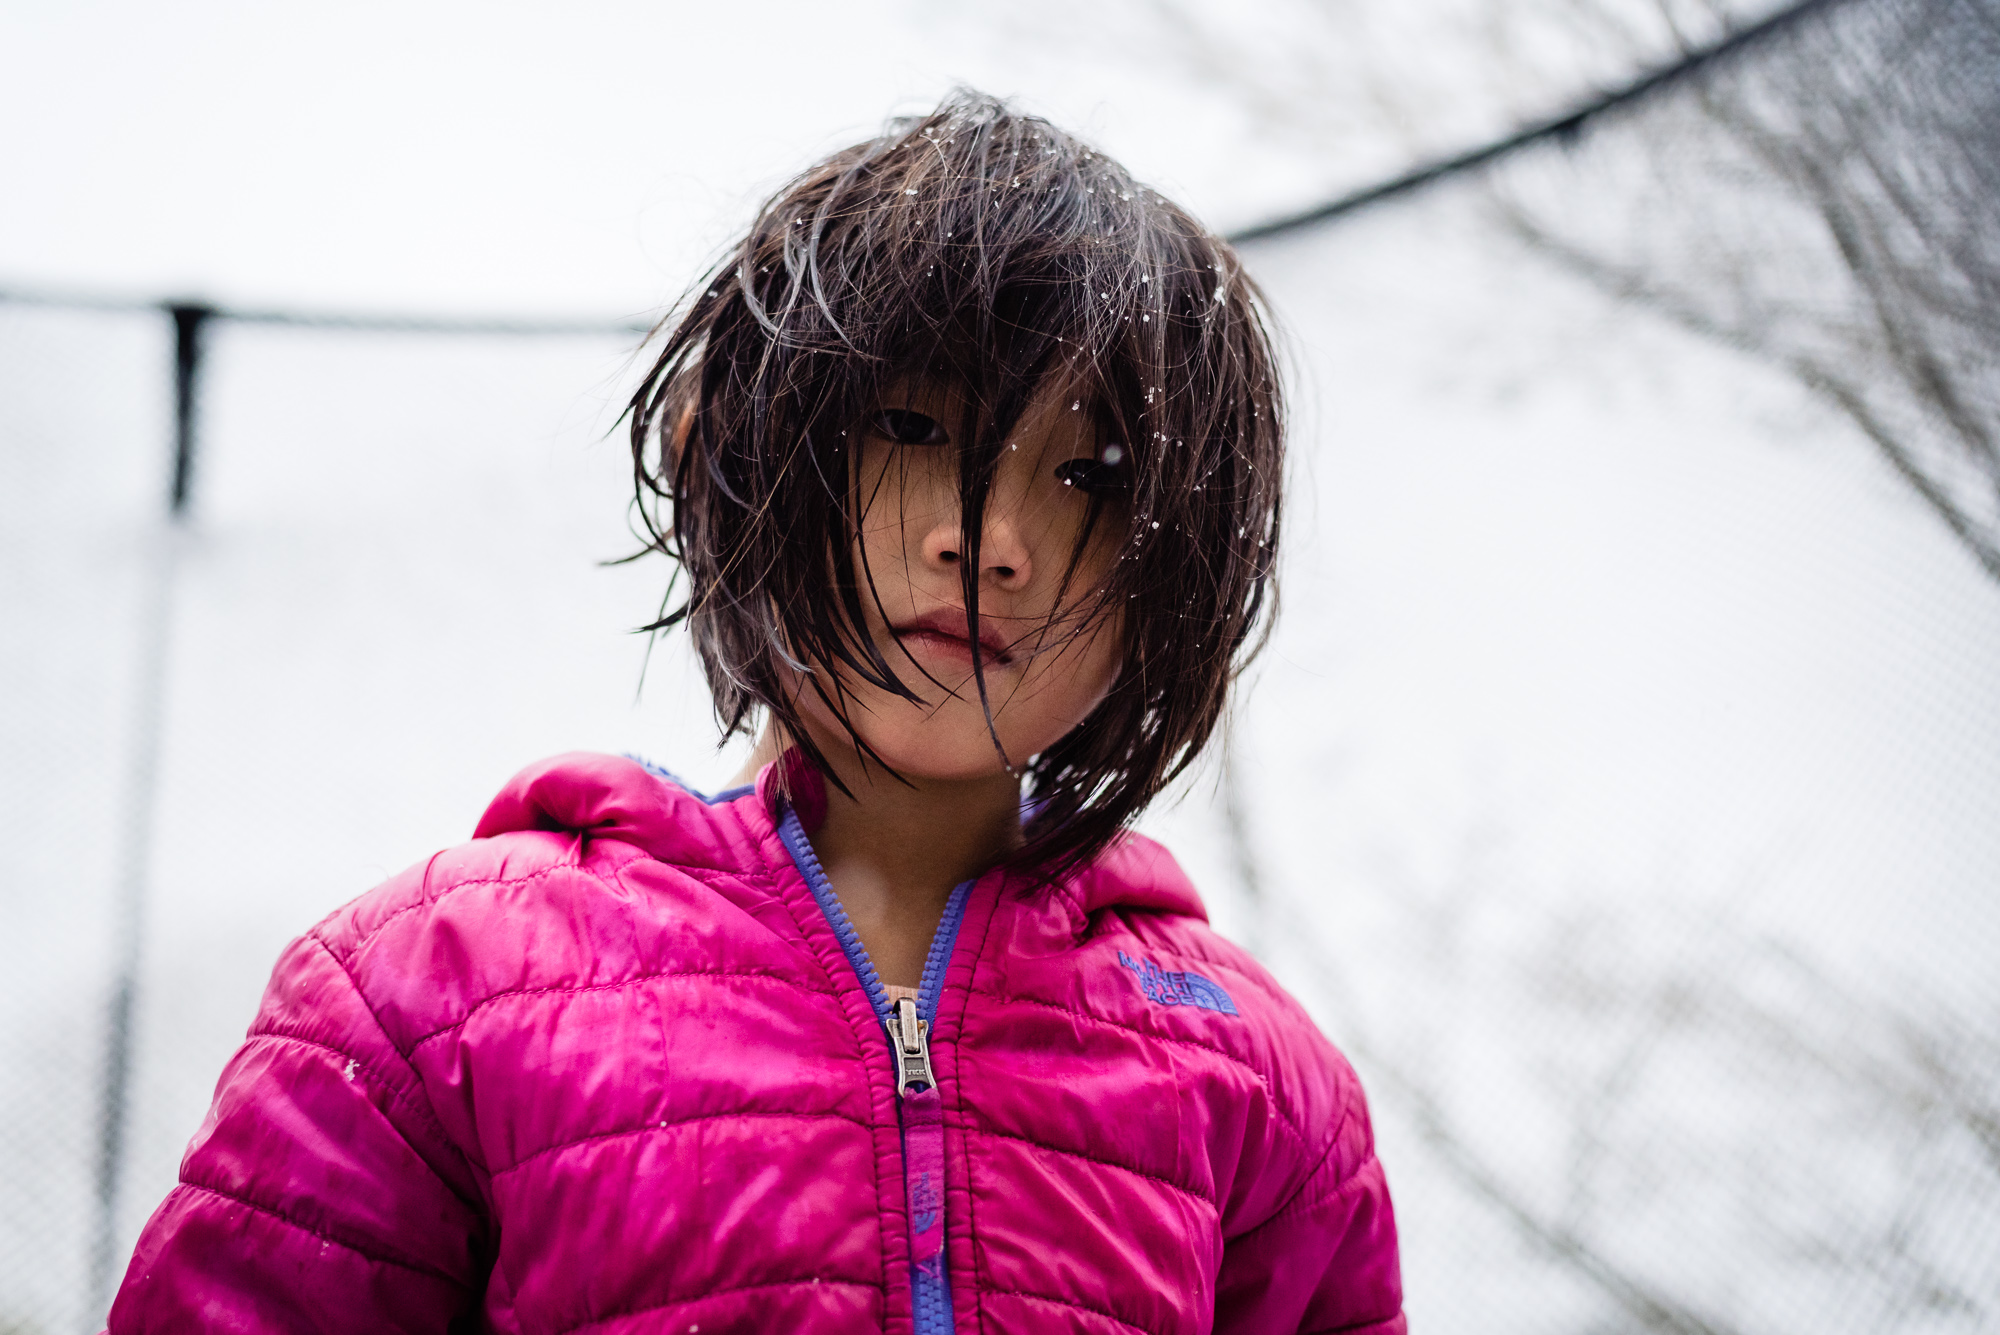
xmin=108 ymin=930 xmax=490 ymax=1333
xmin=1214 ymin=1103 xmax=1406 ymax=1334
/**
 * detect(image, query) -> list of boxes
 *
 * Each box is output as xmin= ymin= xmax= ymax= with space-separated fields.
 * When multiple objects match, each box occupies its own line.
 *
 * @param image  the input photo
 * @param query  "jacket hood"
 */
xmin=472 ymin=752 xmax=1207 ymax=921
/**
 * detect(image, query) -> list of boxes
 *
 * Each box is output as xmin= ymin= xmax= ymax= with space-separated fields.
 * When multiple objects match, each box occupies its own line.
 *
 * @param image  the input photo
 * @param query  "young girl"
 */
xmin=108 ymin=92 xmax=1404 ymax=1334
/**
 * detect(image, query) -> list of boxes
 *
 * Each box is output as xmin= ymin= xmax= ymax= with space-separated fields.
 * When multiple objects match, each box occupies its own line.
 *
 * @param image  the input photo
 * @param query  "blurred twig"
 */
xmin=1224 ymin=739 xmax=1999 ymax=1327
xmin=1496 ymin=0 xmax=2000 ymax=583
xmin=1217 ymin=750 xmax=1751 ymax=1335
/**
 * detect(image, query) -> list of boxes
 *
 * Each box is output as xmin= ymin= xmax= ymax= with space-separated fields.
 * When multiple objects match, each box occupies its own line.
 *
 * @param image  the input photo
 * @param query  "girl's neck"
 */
xmin=732 ymin=725 xmax=1022 ymax=988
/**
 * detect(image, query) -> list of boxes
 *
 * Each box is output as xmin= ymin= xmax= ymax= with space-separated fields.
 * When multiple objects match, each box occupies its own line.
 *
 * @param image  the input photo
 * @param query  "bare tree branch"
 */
xmin=1496 ymin=0 xmax=2000 ymax=582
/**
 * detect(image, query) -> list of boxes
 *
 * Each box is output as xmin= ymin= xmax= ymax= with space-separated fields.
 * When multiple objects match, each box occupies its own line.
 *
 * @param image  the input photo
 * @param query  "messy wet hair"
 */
xmin=629 ymin=89 xmax=1283 ymax=881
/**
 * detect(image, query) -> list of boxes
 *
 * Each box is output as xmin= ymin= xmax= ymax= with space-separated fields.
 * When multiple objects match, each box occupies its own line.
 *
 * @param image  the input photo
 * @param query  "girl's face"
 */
xmin=797 ymin=374 xmax=1128 ymax=782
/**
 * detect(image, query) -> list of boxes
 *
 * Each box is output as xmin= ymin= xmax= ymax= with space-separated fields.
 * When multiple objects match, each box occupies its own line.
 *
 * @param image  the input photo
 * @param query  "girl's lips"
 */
xmin=895 ymin=628 xmax=984 ymax=668
xmin=892 ymin=611 xmax=1014 ymax=666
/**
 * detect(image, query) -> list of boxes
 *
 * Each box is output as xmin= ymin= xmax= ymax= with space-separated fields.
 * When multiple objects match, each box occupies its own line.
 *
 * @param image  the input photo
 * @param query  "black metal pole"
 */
xmin=167 ymin=303 xmax=211 ymax=517
xmin=88 ymin=924 xmax=140 ymax=1314
xmin=90 ymin=303 xmax=210 ymax=1318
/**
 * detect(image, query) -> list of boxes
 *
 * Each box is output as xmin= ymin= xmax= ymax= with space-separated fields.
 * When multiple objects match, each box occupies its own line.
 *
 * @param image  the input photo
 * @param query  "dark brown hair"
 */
xmin=628 ymin=89 xmax=1284 ymax=880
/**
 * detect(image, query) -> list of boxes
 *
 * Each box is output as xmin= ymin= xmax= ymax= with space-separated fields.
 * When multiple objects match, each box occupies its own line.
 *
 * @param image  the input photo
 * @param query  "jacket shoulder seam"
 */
xmin=237 ymin=1027 xmax=482 ymax=1181
xmin=293 ymin=935 xmax=482 ymax=1177
xmin=1225 ymin=1115 xmax=1375 ymax=1249
xmin=318 ymin=857 xmax=582 ymax=962
xmin=405 ymin=967 xmax=837 ymax=1055
xmin=170 ymin=1180 xmax=469 ymax=1287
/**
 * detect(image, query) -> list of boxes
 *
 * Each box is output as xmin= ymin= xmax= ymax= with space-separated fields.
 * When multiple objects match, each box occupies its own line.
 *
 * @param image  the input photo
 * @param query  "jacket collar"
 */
xmin=474 ymin=751 xmax=1207 ymax=923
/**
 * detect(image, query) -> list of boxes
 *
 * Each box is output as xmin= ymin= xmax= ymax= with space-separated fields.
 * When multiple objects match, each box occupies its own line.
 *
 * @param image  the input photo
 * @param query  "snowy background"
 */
xmin=4 ymin=1 xmax=1997 ymax=1331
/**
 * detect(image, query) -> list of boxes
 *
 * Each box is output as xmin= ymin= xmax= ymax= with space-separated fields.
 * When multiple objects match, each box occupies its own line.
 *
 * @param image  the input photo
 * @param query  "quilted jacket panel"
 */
xmin=108 ymin=753 xmax=1404 ymax=1334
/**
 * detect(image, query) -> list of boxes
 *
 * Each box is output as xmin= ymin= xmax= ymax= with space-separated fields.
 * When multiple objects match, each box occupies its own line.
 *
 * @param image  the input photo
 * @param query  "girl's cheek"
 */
xmin=1030 ymin=608 xmax=1125 ymax=711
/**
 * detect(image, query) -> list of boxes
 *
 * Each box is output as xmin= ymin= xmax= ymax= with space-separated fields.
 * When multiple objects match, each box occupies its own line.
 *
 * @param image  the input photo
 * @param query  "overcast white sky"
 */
xmin=0 ymin=0 xmax=1786 ymax=317
xmin=0 ymin=0 xmax=1283 ymax=316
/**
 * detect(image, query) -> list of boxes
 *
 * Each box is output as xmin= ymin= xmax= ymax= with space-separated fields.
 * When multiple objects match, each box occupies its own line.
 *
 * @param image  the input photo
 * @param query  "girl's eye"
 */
xmin=872 ymin=409 xmax=949 ymax=445
xmin=1053 ymin=457 xmax=1129 ymax=494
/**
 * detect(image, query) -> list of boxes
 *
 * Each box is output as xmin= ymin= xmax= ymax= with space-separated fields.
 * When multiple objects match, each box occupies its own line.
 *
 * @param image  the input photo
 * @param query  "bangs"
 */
xmin=629 ymin=89 xmax=1284 ymax=881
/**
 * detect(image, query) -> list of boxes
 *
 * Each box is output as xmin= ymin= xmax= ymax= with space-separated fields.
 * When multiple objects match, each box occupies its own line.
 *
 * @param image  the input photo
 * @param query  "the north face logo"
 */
xmin=909 ymin=1171 xmax=940 ymax=1233
xmin=1118 ymin=951 xmax=1238 ymax=1015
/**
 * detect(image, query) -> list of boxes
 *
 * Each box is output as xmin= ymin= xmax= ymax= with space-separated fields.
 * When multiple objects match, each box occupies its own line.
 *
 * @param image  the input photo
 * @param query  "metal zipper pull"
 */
xmin=886 ymin=995 xmax=936 ymax=1096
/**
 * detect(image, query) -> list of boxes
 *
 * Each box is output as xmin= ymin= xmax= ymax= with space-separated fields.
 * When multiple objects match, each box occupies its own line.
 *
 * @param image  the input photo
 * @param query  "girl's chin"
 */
xmin=853 ymin=730 xmax=1029 ymax=782
xmin=794 ymin=674 xmax=1084 ymax=780
xmin=835 ymin=706 xmax=1058 ymax=782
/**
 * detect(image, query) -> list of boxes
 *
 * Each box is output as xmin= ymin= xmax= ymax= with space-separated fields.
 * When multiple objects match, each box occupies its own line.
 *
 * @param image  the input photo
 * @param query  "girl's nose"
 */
xmin=924 ymin=502 xmax=1032 ymax=590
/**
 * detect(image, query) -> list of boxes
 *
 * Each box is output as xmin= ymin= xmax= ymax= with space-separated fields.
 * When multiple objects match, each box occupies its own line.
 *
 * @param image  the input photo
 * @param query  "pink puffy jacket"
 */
xmin=110 ymin=753 xmax=1403 ymax=1333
